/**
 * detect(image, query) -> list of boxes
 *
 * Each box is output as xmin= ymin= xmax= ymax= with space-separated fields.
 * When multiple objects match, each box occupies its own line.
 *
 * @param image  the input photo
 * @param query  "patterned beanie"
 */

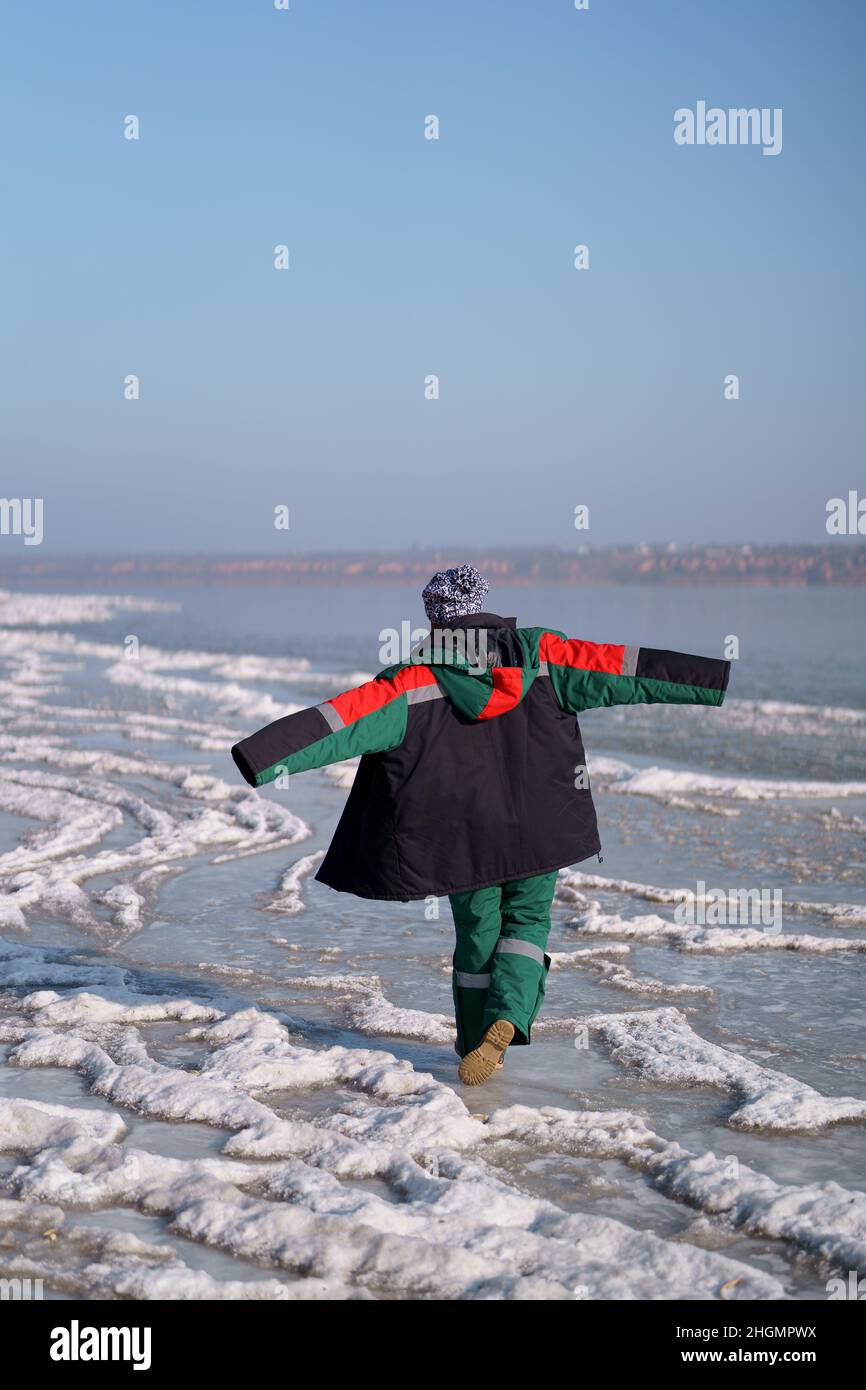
xmin=422 ymin=564 xmax=490 ymax=624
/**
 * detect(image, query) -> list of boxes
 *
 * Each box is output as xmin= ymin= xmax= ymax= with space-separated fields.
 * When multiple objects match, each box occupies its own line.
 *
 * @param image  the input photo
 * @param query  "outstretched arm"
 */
xmin=540 ymin=631 xmax=730 ymax=714
xmin=231 ymin=665 xmax=436 ymax=787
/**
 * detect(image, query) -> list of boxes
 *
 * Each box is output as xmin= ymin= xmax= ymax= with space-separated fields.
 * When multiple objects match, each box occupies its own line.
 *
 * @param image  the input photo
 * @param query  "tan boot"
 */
xmin=458 ymin=1019 xmax=515 ymax=1086
xmin=454 ymin=1039 xmax=503 ymax=1070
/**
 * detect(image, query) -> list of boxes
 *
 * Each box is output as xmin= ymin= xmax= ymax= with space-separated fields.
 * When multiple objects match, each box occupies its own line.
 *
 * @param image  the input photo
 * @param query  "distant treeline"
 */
xmin=1 ymin=544 xmax=865 ymax=587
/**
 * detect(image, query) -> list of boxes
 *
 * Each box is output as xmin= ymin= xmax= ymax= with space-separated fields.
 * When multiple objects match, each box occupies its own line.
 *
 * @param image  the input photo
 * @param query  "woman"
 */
xmin=232 ymin=564 xmax=730 ymax=1085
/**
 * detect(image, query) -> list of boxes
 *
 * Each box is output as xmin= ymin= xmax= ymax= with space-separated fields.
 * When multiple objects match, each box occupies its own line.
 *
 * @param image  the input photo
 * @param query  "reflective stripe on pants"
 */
xmin=449 ymin=870 xmax=557 ymax=1054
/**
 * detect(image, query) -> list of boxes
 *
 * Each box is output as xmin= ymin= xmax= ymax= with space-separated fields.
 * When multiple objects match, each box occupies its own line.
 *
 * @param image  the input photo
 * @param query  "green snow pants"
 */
xmin=449 ymin=870 xmax=557 ymax=1055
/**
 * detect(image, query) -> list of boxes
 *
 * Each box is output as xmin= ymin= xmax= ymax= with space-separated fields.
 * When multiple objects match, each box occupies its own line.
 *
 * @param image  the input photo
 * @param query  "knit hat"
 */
xmin=421 ymin=564 xmax=490 ymax=624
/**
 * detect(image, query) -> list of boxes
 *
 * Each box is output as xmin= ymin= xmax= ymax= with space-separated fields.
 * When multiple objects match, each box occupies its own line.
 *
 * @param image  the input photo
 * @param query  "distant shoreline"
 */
xmin=0 ymin=544 xmax=864 ymax=588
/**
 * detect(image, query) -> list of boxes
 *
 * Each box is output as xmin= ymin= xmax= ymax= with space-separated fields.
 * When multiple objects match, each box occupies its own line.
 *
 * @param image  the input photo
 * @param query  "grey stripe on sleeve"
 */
xmin=621 ymin=645 xmax=640 ymax=678
xmin=406 ymin=683 xmax=444 ymax=706
xmin=317 ymin=701 xmax=344 ymax=732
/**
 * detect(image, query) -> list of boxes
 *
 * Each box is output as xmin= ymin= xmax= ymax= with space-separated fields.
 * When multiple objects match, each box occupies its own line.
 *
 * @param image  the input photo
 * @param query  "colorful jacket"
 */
xmin=231 ymin=611 xmax=731 ymax=900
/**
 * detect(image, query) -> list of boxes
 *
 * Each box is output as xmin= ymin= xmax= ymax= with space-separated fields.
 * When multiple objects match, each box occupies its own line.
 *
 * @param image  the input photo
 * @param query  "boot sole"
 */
xmin=455 ymin=1040 xmax=503 ymax=1070
xmin=458 ymin=1019 xmax=515 ymax=1086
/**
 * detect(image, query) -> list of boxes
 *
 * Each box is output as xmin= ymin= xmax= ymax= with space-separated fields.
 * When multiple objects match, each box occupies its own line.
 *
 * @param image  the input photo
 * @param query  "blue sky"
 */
xmin=2 ymin=0 xmax=864 ymax=553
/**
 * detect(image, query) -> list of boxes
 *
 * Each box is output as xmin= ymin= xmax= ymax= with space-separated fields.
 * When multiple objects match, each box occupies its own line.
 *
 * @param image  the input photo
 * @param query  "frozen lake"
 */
xmin=0 ymin=582 xmax=864 ymax=1300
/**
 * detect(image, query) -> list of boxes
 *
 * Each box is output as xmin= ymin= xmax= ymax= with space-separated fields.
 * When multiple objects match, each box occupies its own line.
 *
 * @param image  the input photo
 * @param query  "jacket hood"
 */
xmin=409 ymin=612 xmax=540 ymax=723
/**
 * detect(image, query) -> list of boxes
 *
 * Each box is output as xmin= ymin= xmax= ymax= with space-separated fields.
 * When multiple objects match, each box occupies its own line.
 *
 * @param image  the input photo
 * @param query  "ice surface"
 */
xmin=0 ymin=761 xmax=310 ymax=936
xmin=0 ymin=588 xmax=863 ymax=1300
xmin=570 ymin=903 xmax=866 ymax=955
xmin=0 ymin=592 xmax=177 ymax=627
xmin=558 ymin=869 xmax=866 ymax=927
xmin=265 ymin=852 xmax=325 ymax=915
xmin=0 ymin=1012 xmax=788 ymax=1300
xmin=485 ymin=1105 xmax=866 ymax=1272
xmin=592 ymin=756 xmax=866 ymax=801
xmin=585 ymin=1007 xmax=866 ymax=1132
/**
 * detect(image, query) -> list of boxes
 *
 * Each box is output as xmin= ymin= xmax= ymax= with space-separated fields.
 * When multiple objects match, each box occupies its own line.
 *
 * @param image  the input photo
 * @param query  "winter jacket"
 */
xmin=231 ymin=611 xmax=731 ymax=901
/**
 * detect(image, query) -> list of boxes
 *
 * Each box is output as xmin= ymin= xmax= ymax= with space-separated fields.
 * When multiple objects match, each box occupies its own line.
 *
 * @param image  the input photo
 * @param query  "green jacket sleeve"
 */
xmin=231 ymin=669 xmax=413 ymax=788
xmin=539 ymin=630 xmax=730 ymax=714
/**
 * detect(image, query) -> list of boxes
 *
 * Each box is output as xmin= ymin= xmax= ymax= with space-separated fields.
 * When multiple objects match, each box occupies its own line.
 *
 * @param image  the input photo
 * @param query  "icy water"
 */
xmin=0 ymin=581 xmax=864 ymax=1301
